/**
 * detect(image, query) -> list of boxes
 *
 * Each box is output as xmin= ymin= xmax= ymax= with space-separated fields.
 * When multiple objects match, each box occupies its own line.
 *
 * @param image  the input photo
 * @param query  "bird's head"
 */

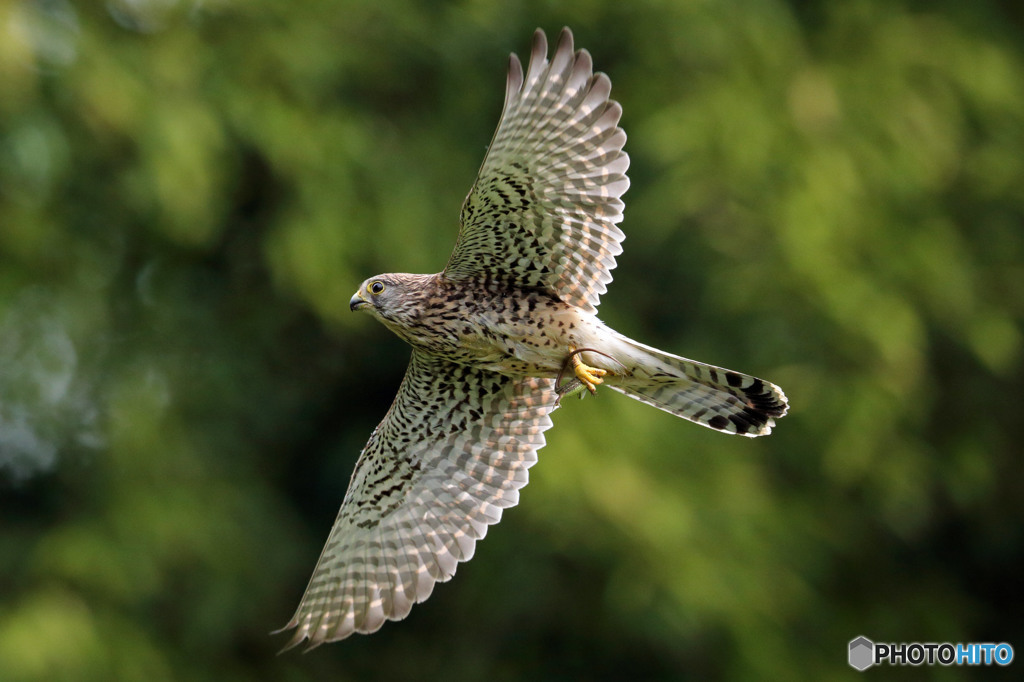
xmin=349 ymin=273 xmax=434 ymax=329
xmin=349 ymin=275 xmax=392 ymax=314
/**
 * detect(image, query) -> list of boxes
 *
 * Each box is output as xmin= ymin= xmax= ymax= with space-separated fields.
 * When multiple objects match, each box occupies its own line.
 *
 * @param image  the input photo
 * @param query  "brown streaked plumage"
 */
xmin=278 ymin=27 xmax=788 ymax=651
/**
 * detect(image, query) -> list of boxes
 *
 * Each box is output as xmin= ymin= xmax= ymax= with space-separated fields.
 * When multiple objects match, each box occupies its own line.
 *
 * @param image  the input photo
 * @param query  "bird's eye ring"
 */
xmin=369 ymin=281 xmax=385 ymax=295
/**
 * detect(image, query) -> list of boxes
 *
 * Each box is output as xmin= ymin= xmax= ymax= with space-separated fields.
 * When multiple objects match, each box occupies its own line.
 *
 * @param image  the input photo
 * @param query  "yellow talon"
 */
xmin=569 ymin=347 xmax=608 ymax=395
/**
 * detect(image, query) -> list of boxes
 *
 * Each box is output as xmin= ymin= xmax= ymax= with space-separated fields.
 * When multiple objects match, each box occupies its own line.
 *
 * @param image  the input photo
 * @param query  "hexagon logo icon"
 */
xmin=849 ymin=636 xmax=874 ymax=671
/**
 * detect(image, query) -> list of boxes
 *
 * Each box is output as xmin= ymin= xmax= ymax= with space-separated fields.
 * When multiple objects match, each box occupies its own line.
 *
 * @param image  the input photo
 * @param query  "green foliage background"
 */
xmin=2 ymin=0 xmax=1022 ymax=679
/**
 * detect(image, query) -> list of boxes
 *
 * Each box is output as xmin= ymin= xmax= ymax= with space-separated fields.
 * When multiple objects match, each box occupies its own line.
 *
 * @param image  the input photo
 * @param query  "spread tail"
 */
xmin=599 ymin=335 xmax=789 ymax=437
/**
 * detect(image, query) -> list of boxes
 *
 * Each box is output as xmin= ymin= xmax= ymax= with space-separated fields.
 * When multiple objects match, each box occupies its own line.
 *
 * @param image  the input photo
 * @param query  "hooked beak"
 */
xmin=349 ymin=292 xmax=368 ymax=311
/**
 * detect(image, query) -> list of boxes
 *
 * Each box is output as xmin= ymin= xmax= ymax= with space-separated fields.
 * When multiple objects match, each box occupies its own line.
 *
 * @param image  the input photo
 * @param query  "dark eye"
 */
xmin=369 ymin=281 xmax=385 ymax=295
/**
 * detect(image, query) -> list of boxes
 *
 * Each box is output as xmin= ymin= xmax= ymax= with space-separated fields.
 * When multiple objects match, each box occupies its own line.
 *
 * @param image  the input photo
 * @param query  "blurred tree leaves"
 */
xmin=2 ymin=0 xmax=1023 ymax=680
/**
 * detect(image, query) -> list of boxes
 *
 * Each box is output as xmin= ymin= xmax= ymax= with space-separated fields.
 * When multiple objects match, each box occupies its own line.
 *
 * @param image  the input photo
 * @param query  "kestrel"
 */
xmin=278 ymin=27 xmax=788 ymax=650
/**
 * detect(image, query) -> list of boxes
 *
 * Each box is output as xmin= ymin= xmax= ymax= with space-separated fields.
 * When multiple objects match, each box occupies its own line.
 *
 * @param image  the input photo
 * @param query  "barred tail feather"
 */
xmin=604 ymin=337 xmax=788 ymax=437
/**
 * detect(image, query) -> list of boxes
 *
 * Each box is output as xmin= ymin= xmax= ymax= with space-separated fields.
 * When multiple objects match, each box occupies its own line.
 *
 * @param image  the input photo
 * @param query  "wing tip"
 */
xmin=554 ymin=26 xmax=574 ymax=58
xmin=506 ymin=53 xmax=524 ymax=98
xmin=272 ymin=622 xmax=313 ymax=655
xmin=529 ymin=27 xmax=548 ymax=74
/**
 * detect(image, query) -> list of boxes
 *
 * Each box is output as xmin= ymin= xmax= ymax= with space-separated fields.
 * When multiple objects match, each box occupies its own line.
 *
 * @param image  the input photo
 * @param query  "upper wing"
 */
xmin=277 ymin=351 xmax=558 ymax=650
xmin=444 ymin=27 xmax=630 ymax=315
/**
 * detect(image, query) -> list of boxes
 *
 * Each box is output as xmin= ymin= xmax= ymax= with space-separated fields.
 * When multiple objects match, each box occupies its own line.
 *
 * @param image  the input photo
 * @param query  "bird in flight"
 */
xmin=277 ymin=27 xmax=788 ymax=651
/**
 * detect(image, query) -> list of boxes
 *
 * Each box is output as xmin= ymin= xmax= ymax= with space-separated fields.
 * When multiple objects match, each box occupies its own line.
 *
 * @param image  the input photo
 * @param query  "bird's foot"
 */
xmin=573 ymin=360 xmax=606 ymax=394
xmin=556 ymin=347 xmax=622 ymax=402
xmin=567 ymin=346 xmax=608 ymax=395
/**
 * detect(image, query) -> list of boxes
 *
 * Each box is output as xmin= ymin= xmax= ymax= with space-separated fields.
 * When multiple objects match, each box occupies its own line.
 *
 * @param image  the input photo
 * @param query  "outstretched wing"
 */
xmin=277 ymin=351 xmax=558 ymax=650
xmin=444 ymin=27 xmax=630 ymax=315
